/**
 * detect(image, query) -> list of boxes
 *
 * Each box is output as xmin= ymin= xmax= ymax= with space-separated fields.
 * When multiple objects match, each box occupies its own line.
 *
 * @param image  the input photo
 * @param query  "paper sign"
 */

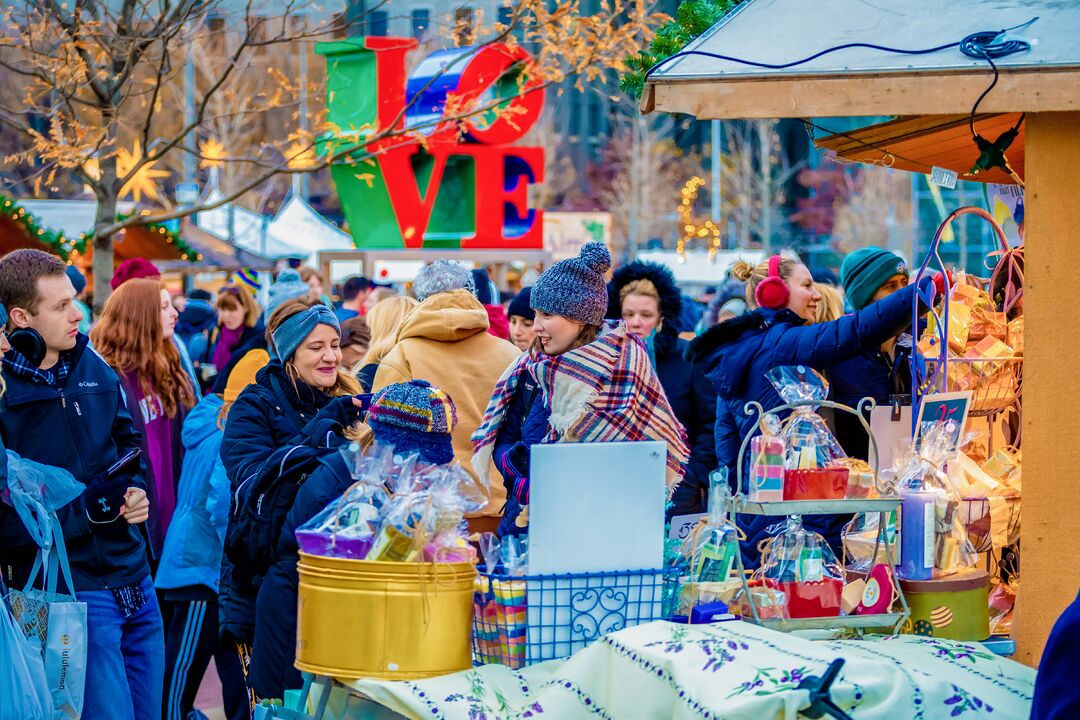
xmin=869 ymin=402 xmax=913 ymax=473
xmin=915 ymin=391 xmax=972 ymax=454
xmin=526 ymin=441 xmax=667 ymax=662
xmin=668 ymin=513 xmax=706 ymax=542
xmin=529 ymin=441 xmax=666 ymax=574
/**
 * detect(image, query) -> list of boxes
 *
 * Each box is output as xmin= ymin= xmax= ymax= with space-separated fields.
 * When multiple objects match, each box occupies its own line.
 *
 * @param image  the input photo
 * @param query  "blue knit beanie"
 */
xmin=471 ymin=268 xmax=500 ymax=306
xmin=264 ymin=268 xmax=310 ymax=323
xmin=507 ymin=286 xmax=534 ymax=321
xmin=271 ymin=304 xmax=340 ymax=362
xmin=367 ymin=380 xmax=458 ymax=466
xmin=65 ymin=266 xmax=87 ymax=296
xmin=531 ymin=242 xmax=611 ymax=325
xmin=840 ymin=247 xmax=908 ymax=310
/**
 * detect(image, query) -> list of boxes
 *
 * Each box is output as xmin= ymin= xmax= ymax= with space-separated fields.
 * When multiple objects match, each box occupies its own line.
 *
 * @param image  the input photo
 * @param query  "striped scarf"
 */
xmin=472 ymin=322 xmax=689 ymax=492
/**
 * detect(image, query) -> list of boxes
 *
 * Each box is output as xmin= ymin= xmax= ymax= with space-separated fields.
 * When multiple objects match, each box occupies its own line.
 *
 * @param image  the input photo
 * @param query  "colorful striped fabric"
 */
xmin=472 ymin=322 xmax=689 ymax=492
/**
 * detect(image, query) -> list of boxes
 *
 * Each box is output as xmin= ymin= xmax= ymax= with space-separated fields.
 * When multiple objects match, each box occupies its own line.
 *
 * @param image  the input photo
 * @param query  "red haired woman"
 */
xmin=91 ymin=278 xmax=196 ymax=555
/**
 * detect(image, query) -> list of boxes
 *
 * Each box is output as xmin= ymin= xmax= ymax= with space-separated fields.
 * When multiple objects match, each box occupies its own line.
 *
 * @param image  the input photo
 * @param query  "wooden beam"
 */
xmin=1015 ymin=111 xmax=1080 ymax=667
xmin=647 ymin=69 xmax=1080 ymax=119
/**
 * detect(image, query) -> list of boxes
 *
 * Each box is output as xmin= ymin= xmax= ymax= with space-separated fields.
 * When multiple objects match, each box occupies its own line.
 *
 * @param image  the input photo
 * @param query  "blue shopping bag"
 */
xmin=8 ymin=514 xmax=88 ymax=720
xmin=0 ymin=575 xmax=51 ymax=720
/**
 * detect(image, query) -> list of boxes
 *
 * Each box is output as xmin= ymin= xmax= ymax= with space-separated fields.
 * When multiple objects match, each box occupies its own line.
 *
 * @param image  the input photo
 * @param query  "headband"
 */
xmin=271 ymin=305 xmax=341 ymax=362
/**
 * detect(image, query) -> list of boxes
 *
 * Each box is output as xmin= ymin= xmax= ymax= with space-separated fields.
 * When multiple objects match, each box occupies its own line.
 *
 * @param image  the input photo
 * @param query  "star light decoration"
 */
xmin=116 ymin=141 xmax=171 ymax=204
xmin=200 ymin=138 xmax=227 ymax=169
xmin=676 ymin=176 xmax=722 ymax=263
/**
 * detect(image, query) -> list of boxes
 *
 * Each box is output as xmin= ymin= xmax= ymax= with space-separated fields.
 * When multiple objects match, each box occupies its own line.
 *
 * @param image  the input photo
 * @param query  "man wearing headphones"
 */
xmin=0 ymin=249 xmax=163 ymax=720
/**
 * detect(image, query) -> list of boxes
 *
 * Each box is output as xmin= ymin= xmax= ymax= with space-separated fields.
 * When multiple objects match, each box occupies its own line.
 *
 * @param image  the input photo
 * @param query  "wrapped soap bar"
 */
xmin=834 ymin=457 xmax=877 ymax=499
xmin=681 ymin=480 xmax=740 ymax=586
xmin=749 ymin=416 xmax=784 ymax=502
xmin=946 ymin=303 xmax=972 ymax=353
xmin=1007 ymin=317 xmax=1024 ymax=355
xmin=982 ymin=447 xmax=1021 ymax=483
xmin=968 ymin=308 xmax=1008 ymax=342
xmin=964 ymin=335 xmax=1014 ymax=376
xmin=951 ymin=282 xmax=990 ymax=308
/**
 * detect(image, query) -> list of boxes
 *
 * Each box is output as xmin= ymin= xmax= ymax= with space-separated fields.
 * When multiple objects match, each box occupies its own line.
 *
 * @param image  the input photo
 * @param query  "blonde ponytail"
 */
xmin=732 ymin=255 xmax=804 ymax=308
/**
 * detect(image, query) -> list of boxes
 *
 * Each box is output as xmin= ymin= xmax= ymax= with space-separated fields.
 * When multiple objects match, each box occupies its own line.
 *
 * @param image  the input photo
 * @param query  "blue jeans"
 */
xmin=82 ymin=575 xmax=165 ymax=720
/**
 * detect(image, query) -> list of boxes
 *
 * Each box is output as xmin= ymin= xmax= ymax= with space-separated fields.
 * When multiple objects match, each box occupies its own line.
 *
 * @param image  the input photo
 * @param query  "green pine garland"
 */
xmin=0 ymin=194 xmax=199 ymax=263
xmin=621 ymin=0 xmax=738 ymax=99
xmin=0 ymin=195 xmax=75 ymax=260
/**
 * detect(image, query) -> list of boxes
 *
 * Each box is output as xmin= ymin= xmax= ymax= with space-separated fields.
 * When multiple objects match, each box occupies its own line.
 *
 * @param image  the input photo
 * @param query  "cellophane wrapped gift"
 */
xmin=890 ymin=422 xmax=979 ymax=577
xmin=756 ymin=517 xmax=844 ymax=618
xmin=749 ymin=415 xmax=785 ymax=502
xmin=299 ymin=441 xmax=485 ymax=564
xmin=766 ymin=366 xmax=849 ymax=500
xmin=676 ymin=477 xmax=742 ymax=614
xmin=842 ymin=511 xmax=899 ymax=572
xmin=294 ymin=443 xmax=399 ymax=558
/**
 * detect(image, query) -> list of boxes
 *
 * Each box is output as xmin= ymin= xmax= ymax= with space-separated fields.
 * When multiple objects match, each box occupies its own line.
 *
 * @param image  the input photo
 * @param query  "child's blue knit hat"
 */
xmin=367 ymin=380 xmax=458 ymax=466
xmin=530 ymin=242 xmax=611 ymax=325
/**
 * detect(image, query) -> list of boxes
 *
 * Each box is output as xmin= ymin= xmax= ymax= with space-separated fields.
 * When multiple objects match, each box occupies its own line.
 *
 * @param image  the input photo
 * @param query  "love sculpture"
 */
xmin=317 ymin=37 xmax=545 ymax=250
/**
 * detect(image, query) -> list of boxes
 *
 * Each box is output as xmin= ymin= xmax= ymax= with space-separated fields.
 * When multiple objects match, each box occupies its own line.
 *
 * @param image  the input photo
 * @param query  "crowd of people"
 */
xmin=0 ymin=241 xmax=934 ymax=719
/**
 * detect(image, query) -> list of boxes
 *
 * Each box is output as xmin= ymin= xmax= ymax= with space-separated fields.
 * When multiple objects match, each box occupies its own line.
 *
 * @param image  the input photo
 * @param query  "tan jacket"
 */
xmin=372 ymin=289 xmax=521 ymax=516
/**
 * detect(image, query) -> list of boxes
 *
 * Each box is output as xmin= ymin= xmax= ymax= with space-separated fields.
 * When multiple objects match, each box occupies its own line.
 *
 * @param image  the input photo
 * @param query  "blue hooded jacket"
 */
xmin=155 ymin=394 xmax=230 ymax=594
xmin=686 ymin=278 xmax=931 ymax=567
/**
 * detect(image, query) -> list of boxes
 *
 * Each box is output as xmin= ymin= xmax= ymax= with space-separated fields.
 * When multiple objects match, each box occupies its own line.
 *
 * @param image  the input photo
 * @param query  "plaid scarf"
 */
xmin=2 ymin=346 xmax=73 ymax=387
xmin=472 ymin=322 xmax=689 ymax=492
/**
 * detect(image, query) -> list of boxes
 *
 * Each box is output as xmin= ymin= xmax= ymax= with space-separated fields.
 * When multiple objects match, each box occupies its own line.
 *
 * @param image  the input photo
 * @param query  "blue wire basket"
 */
xmin=472 ymin=567 xmax=679 ymax=668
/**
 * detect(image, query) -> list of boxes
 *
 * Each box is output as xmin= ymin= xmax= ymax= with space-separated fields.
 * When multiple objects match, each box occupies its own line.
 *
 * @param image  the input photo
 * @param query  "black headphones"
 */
xmin=9 ymin=327 xmax=46 ymax=367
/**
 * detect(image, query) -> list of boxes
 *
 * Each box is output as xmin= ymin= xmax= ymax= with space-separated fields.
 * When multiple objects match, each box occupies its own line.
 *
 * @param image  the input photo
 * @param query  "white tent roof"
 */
xmin=270 ymin=194 xmax=356 ymax=257
xmin=635 ymin=249 xmax=766 ymax=286
xmin=196 ymin=188 xmax=307 ymax=260
xmin=195 ymin=182 xmax=355 ymax=264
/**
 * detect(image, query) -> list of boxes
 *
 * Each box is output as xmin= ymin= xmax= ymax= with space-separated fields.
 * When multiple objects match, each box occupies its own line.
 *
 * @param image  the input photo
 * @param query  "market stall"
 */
xmin=641 ymin=0 xmax=1080 ymax=667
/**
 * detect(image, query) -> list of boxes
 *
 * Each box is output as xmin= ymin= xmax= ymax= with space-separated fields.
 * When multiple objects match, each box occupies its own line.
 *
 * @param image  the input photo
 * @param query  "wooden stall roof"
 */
xmin=813 ymin=113 xmax=1025 ymax=185
xmin=155 ymin=221 xmax=276 ymax=273
xmin=642 ymin=0 xmax=1080 ymax=119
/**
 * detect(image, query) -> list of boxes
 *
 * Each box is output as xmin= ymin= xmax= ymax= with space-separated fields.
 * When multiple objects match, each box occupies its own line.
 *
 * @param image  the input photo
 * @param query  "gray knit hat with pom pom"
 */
xmin=531 ymin=242 xmax=611 ymax=325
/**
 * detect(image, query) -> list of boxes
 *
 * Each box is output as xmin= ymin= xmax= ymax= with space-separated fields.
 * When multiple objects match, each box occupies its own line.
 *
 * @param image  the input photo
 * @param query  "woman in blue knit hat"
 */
xmin=828 ymin=246 xmax=914 ymax=460
xmin=218 ymin=298 xmax=362 ymax=709
xmin=249 ymin=380 xmax=458 ymax=700
xmin=472 ymin=242 xmax=690 ymax=538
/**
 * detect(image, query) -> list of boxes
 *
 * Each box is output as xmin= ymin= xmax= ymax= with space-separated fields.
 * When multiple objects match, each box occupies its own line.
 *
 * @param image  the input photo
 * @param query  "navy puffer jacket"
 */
xmin=687 ymin=278 xmax=931 ymax=567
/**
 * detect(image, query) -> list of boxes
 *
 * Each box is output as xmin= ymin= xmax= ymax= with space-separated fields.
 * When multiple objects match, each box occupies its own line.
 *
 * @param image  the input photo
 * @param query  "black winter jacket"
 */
xmin=657 ymin=339 xmax=718 ymax=516
xmin=0 ymin=335 xmax=149 ymax=591
xmin=607 ymin=261 xmax=718 ymax=517
xmin=251 ymin=453 xmax=352 ymax=698
xmin=217 ymin=361 xmax=357 ymax=642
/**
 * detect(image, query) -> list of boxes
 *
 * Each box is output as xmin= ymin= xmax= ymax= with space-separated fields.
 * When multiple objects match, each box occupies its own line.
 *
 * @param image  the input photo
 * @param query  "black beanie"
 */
xmin=507 ymin=286 xmax=534 ymax=321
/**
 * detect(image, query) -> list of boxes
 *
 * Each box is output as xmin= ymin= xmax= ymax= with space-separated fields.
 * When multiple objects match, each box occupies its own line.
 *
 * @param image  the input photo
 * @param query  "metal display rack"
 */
xmin=910 ymin=206 xmax=1023 ymax=431
xmin=730 ymin=398 xmax=911 ymax=635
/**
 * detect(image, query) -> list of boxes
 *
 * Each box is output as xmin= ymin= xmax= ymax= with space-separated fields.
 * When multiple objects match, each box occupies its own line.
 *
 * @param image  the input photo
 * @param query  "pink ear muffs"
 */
xmin=754 ymin=255 xmax=789 ymax=309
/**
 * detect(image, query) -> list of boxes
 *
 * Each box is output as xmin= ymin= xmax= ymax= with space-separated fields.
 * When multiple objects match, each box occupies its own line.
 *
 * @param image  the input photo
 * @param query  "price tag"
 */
xmin=668 ymin=513 xmax=706 ymax=541
xmin=929 ymin=166 xmax=958 ymax=189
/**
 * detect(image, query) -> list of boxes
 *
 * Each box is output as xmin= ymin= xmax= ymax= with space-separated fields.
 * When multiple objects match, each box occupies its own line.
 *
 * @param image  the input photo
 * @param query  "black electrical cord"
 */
xmin=958 ymin=18 xmax=1038 ymax=138
xmin=644 ymin=17 xmax=1039 ymax=82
